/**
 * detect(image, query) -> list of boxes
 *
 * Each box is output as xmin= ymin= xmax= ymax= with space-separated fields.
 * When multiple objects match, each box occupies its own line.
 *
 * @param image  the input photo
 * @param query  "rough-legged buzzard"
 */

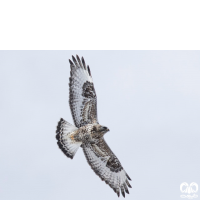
xmin=56 ymin=55 xmax=131 ymax=197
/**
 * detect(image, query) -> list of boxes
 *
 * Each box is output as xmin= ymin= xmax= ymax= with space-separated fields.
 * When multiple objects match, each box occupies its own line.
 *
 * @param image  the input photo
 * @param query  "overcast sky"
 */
xmin=1 ymin=51 xmax=200 ymax=200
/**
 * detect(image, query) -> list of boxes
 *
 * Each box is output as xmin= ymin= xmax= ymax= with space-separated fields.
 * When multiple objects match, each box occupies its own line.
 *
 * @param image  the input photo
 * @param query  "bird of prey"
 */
xmin=56 ymin=55 xmax=131 ymax=197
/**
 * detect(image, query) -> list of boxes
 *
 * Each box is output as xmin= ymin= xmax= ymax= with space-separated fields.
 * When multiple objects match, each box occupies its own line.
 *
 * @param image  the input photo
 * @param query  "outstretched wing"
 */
xmin=69 ymin=55 xmax=98 ymax=128
xmin=82 ymin=138 xmax=132 ymax=197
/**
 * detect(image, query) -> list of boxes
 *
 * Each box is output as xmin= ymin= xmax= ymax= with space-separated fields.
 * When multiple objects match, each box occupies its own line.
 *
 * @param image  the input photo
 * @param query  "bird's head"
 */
xmin=92 ymin=124 xmax=110 ymax=136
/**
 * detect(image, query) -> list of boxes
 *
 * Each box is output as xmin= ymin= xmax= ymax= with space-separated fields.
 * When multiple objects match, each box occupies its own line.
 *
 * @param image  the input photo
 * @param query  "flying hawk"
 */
xmin=56 ymin=55 xmax=131 ymax=197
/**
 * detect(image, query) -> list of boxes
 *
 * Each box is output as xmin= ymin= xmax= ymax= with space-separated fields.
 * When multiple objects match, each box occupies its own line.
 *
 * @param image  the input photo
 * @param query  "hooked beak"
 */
xmin=101 ymin=127 xmax=109 ymax=132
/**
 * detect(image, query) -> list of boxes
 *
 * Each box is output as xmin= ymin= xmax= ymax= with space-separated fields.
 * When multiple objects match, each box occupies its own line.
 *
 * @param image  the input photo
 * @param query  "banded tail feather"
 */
xmin=56 ymin=118 xmax=82 ymax=159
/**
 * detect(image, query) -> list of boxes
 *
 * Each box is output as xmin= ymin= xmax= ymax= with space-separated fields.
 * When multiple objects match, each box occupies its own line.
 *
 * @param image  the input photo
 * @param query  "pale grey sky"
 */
xmin=0 ymin=51 xmax=200 ymax=200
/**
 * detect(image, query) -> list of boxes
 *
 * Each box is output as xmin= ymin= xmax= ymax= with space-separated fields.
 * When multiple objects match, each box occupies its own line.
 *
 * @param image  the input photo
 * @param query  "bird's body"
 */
xmin=56 ymin=55 xmax=131 ymax=197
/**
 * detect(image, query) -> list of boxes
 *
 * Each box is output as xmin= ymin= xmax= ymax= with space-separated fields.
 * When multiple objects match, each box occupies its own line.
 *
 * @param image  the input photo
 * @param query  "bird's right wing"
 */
xmin=82 ymin=138 xmax=131 ymax=197
xmin=69 ymin=55 xmax=98 ymax=128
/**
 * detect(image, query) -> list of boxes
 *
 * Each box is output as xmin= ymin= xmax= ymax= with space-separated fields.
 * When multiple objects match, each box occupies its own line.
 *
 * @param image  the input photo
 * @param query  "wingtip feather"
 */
xmin=81 ymin=57 xmax=86 ymax=69
xmin=72 ymin=55 xmax=76 ymax=63
xmin=76 ymin=55 xmax=82 ymax=68
xmin=87 ymin=65 xmax=91 ymax=76
xmin=126 ymin=179 xmax=132 ymax=188
xmin=126 ymin=173 xmax=131 ymax=181
xmin=124 ymin=184 xmax=129 ymax=194
xmin=76 ymin=54 xmax=80 ymax=60
xmin=117 ymin=192 xmax=120 ymax=197
xmin=69 ymin=59 xmax=73 ymax=65
xmin=121 ymin=189 xmax=125 ymax=198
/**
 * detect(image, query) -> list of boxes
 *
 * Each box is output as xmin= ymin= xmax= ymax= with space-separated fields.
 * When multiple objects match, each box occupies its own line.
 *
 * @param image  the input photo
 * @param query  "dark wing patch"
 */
xmin=106 ymin=156 xmax=123 ymax=173
xmin=82 ymin=81 xmax=96 ymax=99
xmin=69 ymin=55 xmax=98 ymax=128
xmin=96 ymin=138 xmax=123 ymax=173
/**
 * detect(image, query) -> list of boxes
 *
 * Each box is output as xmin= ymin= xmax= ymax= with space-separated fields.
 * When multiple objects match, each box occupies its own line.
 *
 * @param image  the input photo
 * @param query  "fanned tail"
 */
xmin=56 ymin=118 xmax=82 ymax=159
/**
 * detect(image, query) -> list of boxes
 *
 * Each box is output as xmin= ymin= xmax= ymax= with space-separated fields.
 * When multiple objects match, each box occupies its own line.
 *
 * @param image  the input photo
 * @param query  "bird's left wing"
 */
xmin=69 ymin=55 xmax=98 ymax=128
xmin=82 ymin=138 xmax=131 ymax=197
